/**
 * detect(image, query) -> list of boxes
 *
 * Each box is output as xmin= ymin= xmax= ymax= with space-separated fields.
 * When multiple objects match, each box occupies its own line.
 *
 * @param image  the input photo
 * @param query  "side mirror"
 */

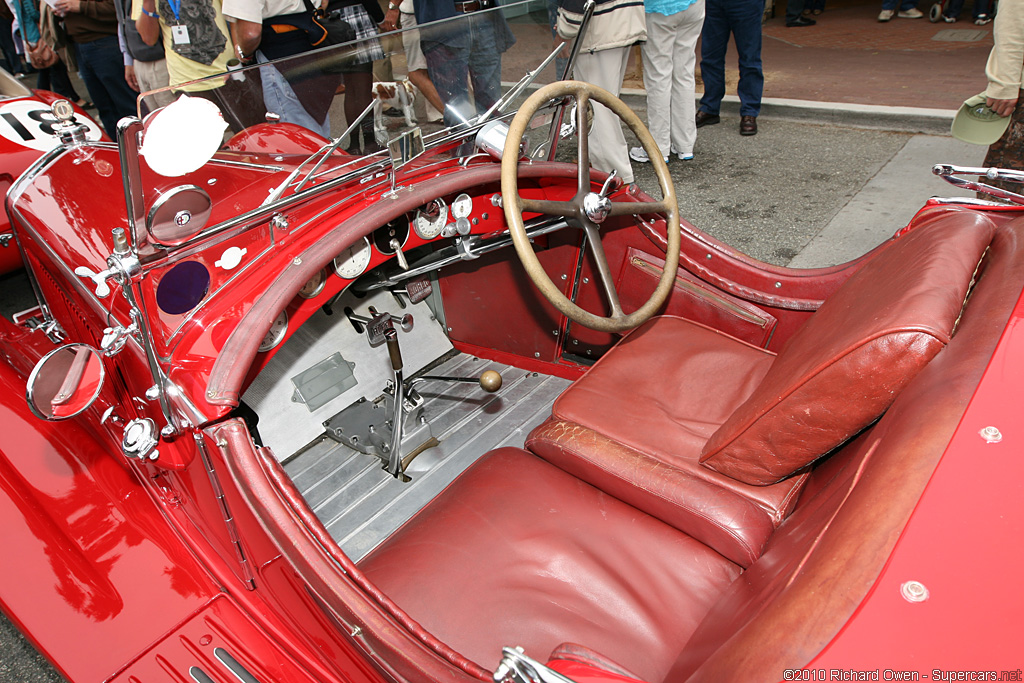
xmin=26 ymin=344 xmax=106 ymax=420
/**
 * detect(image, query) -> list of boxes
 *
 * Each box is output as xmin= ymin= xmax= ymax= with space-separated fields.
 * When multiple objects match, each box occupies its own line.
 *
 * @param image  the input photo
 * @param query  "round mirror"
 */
xmin=26 ymin=344 xmax=106 ymax=420
xmin=141 ymin=95 xmax=227 ymax=177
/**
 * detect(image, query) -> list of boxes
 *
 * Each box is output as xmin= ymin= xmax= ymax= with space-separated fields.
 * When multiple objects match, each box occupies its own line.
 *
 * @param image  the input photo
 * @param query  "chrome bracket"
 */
xmin=494 ymin=648 xmax=578 ymax=683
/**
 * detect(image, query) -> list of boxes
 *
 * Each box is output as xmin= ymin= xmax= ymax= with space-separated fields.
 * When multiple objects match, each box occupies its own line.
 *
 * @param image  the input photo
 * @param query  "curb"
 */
xmin=617 ymin=88 xmax=956 ymax=135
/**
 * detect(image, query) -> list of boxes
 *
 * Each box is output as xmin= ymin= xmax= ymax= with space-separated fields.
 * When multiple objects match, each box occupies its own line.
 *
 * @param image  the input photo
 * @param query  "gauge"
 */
xmin=451 ymin=193 xmax=473 ymax=219
xmin=414 ymin=199 xmax=448 ymax=240
xmin=333 ymin=237 xmax=372 ymax=279
xmin=259 ymin=310 xmax=289 ymax=353
xmin=299 ymin=269 xmax=327 ymax=299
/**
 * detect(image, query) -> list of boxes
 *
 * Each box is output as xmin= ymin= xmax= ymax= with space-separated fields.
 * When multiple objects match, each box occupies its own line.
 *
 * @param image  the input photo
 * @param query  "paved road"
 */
xmin=0 ymin=109 xmax=988 ymax=682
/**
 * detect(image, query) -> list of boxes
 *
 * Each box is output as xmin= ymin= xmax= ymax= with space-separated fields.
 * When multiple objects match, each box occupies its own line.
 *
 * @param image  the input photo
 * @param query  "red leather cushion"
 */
xmin=528 ymin=317 xmax=806 ymax=569
xmin=359 ymin=448 xmax=741 ymax=683
xmin=529 ymin=317 xmax=806 ymax=567
xmin=700 ymin=220 xmax=994 ymax=484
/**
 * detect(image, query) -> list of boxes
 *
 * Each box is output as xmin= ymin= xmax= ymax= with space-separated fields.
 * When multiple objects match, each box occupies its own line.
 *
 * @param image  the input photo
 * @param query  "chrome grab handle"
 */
xmin=494 ymin=647 xmax=578 ymax=683
xmin=932 ymin=164 xmax=1024 ymax=205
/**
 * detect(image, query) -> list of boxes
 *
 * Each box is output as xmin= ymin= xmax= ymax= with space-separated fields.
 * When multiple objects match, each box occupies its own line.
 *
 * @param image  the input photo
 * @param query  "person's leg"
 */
xmin=785 ymin=0 xmax=805 ymax=22
xmin=698 ymin=0 xmax=727 ymax=116
xmin=47 ymin=59 xmax=81 ymax=102
xmin=257 ymin=53 xmax=330 ymax=138
xmin=730 ymin=0 xmax=764 ymax=118
xmin=944 ymin=0 xmax=965 ymax=18
xmin=574 ymin=47 xmax=633 ymax=183
xmin=422 ymin=38 xmax=470 ymax=125
xmin=75 ymin=35 xmax=138 ymax=137
xmin=401 ymin=11 xmax=445 ymax=116
xmin=134 ymin=58 xmax=174 ymax=110
xmin=671 ymin=0 xmax=704 ymax=157
xmin=467 ymin=14 xmax=502 ymax=114
xmin=640 ymin=12 xmax=675 ymax=158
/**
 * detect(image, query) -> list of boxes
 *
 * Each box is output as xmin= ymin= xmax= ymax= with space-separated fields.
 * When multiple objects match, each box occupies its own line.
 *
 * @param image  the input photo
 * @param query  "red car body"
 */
xmin=0 ymin=69 xmax=103 ymax=275
xmin=1 ymin=9 xmax=1022 ymax=683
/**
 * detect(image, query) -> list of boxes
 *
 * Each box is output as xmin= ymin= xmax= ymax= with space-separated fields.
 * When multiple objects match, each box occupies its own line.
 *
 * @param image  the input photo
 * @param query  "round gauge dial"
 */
xmin=259 ymin=310 xmax=289 ymax=353
xmin=333 ymin=237 xmax=372 ymax=279
xmin=414 ymin=199 xmax=448 ymax=240
xmin=299 ymin=269 xmax=327 ymax=299
xmin=451 ymin=193 xmax=473 ymax=219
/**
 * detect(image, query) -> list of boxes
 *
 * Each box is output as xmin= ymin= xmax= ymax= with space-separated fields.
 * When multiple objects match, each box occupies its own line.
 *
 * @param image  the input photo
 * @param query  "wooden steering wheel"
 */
xmin=500 ymin=81 xmax=681 ymax=333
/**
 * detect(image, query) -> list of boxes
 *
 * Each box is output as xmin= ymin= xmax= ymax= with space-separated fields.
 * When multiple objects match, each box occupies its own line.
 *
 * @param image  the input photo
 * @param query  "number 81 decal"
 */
xmin=0 ymin=100 xmax=103 ymax=152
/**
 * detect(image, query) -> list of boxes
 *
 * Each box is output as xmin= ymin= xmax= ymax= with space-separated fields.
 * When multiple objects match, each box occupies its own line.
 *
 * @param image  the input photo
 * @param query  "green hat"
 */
xmin=951 ymin=93 xmax=1012 ymax=145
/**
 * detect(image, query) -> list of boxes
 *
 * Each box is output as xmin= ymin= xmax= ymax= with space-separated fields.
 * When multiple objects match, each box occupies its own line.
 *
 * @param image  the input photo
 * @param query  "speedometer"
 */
xmin=414 ymin=199 xmax=448 ymax=239
xmin=333 ymin=237 xmax=372 ymax=279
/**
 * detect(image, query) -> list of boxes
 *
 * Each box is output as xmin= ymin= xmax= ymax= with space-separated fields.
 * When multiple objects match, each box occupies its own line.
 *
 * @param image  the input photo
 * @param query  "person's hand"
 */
xmin=381 ymin=6 xmax=400 ymax=31
xmin=54 ymin=0 xmax=81 ymax=16
xmin=987 ymin=96 xmax=1018 ymax=117
xmin=125 ymin=64 xmax=139 ymax=91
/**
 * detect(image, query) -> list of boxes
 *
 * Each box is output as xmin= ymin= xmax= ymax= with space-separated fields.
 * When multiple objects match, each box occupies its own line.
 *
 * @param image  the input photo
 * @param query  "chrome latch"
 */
xmin=122 ymin=418 xmax=159 ymax=461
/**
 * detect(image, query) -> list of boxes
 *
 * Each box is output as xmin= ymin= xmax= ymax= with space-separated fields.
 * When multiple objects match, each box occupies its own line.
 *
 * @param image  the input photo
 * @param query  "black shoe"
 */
xmin=740 ymin=115 xmax=758 ymax=136
xmin=695 ymin=111 xmax=720 ymax=128
xmin=786 ymin=15 xmax=816 ymax=26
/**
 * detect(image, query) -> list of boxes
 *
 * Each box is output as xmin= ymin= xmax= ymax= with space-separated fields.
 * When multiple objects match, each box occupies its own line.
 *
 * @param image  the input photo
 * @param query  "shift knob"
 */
xmin=479 ymin=370 xmax=502 ymax=393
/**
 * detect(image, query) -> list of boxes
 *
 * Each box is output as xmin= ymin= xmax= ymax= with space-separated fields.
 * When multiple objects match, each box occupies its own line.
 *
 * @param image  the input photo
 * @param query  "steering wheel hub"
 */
xmin=582 ymin=192 xmax=612 ymax=224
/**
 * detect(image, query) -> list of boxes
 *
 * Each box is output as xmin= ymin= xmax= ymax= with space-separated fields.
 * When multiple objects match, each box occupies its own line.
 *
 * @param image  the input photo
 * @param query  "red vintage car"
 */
xmin=2 ymin=5 xmax=1022 ymax=682
xmin=0 ymin=68 xmax=103 ymax=275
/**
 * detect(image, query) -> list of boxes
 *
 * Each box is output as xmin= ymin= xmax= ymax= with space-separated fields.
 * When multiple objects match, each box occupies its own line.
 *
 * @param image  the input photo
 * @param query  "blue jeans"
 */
xmin=257 ymin=51 xmax=331 ymax=139
xmin=422 ymin=13 xmax=502 ymax=124
xmin=880 ymin=0 xmax=918 ymax=10
xmin=75 ymin=34 xmax=138 ymax=138
xmin=699 ymin=0 xmax=763 ymax=117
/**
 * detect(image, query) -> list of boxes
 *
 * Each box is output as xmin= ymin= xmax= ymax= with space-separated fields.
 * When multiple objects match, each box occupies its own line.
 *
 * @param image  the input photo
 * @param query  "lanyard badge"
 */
xmin=167 ymin=0 xmax=191 ymax=45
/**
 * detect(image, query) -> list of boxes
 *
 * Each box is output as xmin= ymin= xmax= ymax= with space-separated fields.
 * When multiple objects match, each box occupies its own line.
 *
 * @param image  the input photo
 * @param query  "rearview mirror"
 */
xmin=26 ymin=344 xmax=106 ymax=420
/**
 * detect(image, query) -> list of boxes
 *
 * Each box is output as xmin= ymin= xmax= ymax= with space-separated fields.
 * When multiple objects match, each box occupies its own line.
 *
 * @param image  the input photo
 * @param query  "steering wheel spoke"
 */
xmin=607 ymin=199 xmax=671 ymax=217
xmin=519 ymin=197 xmax=578 ymax=218
xmin=501 ymin=81 xmax=681 ymax=333
xmin=582 ymin=224 xmax=624 ymax=317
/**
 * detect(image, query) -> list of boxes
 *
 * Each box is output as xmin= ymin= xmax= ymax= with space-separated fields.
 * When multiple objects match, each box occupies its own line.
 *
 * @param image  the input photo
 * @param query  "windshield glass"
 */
xmin=135 ymin=0 xmax=568 ymax=172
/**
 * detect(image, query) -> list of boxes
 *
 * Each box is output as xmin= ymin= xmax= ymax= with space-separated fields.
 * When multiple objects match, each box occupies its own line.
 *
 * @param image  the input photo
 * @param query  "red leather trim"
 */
xmin=548 ymin=643 xmax=643 ymax=681
xmin=211 ymin=419 xmax=491 ymax=682
xmin=701 ymin=216 xmax=996 ymax=484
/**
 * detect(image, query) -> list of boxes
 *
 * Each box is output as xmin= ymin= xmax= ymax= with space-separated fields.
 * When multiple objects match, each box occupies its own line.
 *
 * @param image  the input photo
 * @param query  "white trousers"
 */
xmin=641 ymin=0 xmax=705 ymax=157
xmin=574 ymin=46 xmax=633 ymax=184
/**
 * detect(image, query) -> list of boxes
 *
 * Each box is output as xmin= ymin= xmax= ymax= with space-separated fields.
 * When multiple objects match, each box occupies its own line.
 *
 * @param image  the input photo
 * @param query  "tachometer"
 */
xmin=414 ymin=199 xmax=448 ymax=239
xmin=259 ymin=310 xmax=289 ymax=352
xmin=333 ymin=237 xmax=372 ymax=279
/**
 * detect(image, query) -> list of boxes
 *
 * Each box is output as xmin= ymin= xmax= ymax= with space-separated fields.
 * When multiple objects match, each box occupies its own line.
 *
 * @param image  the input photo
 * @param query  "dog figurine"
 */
xmin=372 ymin=79 xmax=418 ymax=130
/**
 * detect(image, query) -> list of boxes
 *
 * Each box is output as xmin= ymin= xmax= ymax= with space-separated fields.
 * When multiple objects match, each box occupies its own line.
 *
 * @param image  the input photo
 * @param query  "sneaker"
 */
xmin=670 ymin=147 xmax=694 ymax=161
xmin=942 ymin=14 xmax=956 ymax=22
xmin=878 ymin=9 xmax=894 ymax=21
xmin=629 ymin=146 xmax=668 ymax=163
xmin=897 ymin=8 xmax=923 ymax=18
xmin=975 ymin=13 xmax=991 ymax=24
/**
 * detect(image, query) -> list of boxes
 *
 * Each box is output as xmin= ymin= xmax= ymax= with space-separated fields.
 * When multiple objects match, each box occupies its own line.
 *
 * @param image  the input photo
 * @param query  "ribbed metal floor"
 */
xmin=282 ymin=353 xmax=571 ymax=562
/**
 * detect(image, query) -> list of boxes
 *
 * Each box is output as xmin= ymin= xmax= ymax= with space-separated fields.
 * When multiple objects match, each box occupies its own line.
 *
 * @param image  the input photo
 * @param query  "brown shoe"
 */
xmin=695 ymin=111 xmax=720 ymax=128
xmin=740 ymin=115 xmax=758 ymax=136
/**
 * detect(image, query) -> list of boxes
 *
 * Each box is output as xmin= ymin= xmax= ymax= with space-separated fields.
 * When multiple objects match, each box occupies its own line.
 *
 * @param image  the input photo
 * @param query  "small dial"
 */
xmin=259 ymin=310 xmax=289 ymax=352
xmin=451 ymin=193 xmax=473 ymax=219
xmin=299 ymin=269 xmax=327 ymax=299
xmin=333 ymin=237 xmax=372 ymax=279
xmin=414 ymin=199 xmax=448 ymax=239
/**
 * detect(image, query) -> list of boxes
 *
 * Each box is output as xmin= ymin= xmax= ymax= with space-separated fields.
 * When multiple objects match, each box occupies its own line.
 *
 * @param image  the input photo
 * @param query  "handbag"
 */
xmin=303 ymin=0 xmax=356 ymax=47
xmin=27 ymin=41 xmax=58 ymax=69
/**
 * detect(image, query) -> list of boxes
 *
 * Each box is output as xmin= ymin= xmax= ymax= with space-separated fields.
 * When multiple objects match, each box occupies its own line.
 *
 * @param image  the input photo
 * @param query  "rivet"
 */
xmin=552 ymin=330 xmax=559 ymax=336
xmin=534 ymin=352 xmax=541 ymax=358
xmin=900 ymin=580 xmax=929 ymax=603
xmin=293 ymin=257 xmax=302 ymax=266
xmin=582 ymin=278 xmax=589 ymax=284
xmin=706 ymin=253 xmax=712 ymax=260
xmin=351 ymin=626 xmax=362 ymax=637
xmin=560 ymin=274 xmax=567 ymax=280
xmin=979 ymin=426 xmax=1003 ymax=443
xmin=774 ymin=282 xmax=782 ymax=288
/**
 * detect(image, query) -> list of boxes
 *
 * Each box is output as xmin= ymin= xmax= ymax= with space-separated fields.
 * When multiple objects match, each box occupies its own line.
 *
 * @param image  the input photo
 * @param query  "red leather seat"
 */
xmin=359 ymin=447 xmax=742 ymax=683
xmin=528 ymin=219 xmax=994 ymax=567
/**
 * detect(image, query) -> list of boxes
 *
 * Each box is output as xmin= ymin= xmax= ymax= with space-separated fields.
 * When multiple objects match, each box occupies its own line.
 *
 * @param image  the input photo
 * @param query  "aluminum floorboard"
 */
xmin=283 ymin=353 xmax=571 ymax=561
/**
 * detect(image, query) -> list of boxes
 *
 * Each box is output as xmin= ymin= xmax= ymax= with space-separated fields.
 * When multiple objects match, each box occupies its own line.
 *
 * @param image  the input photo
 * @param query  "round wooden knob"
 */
xmin=479 ymin=370 xmax=502 ymax=393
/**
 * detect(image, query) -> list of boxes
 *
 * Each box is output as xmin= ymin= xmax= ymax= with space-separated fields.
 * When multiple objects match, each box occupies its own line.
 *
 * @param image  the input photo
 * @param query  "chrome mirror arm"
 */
xmin=932 ymin=164 xmax=1024 ymax=205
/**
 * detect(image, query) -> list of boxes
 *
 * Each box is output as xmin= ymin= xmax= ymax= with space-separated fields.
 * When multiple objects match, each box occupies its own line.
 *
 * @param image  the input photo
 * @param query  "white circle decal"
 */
xmin=0 ymin=100 xmax=103 ymax=152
